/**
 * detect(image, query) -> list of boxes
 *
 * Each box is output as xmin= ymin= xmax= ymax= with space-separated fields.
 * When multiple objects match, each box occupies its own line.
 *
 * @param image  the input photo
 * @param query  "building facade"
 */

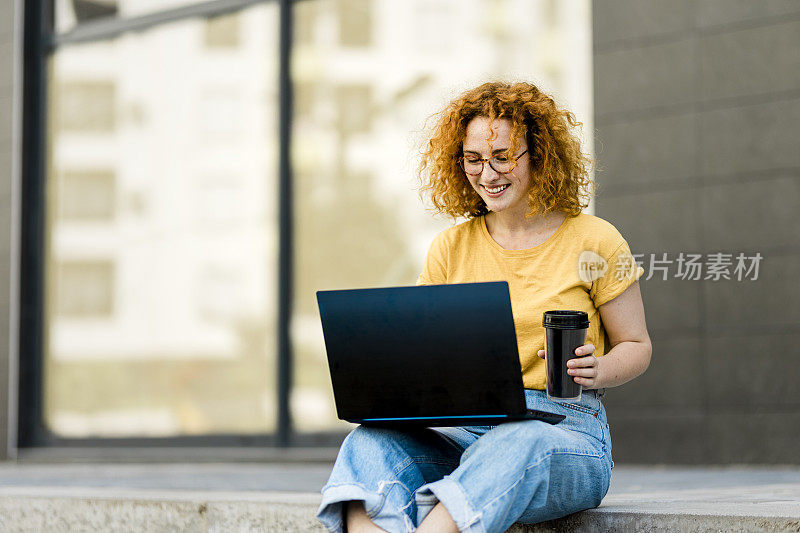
xmin=1 ymin=0 xmax=798 ymax=463
xmin=593 ymin=0 xmax=800 ymax=463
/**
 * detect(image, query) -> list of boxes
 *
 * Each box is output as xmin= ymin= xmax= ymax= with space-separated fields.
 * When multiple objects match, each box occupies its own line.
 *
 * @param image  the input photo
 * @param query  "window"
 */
xmin=21 ymin=0 xmax=592 ymax=449
xmin=335 ymin=84 xmax=373 ymax=135
xmin=204 ymin=12 xmax=241 ymax=49
xmin=56 ymin=81 xmax=116 ymax=133
xmin=56 ymin=260 xmax=114 ymax=318
xmin=294 ymin=1 xmax=318 ymax=47
xmin=58 ymin=169 xmax=116 ymax=222
xmin=290 ymin=0 xmax=593 ymax=434
xmin=40 ymin=3 xmax=280 ymax=440
xmin=337 ymin=0 xmax=372 ymax=47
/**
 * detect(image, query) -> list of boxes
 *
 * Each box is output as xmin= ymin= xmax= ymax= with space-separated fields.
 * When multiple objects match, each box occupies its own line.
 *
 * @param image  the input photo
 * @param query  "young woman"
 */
xmin=317 ymin=81 xmax=651 ymax=533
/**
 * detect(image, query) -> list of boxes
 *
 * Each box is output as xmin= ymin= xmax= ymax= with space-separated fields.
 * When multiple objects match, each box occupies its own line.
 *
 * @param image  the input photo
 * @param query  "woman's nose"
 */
xmin=481 ymin=161 xmax=500 ymax=178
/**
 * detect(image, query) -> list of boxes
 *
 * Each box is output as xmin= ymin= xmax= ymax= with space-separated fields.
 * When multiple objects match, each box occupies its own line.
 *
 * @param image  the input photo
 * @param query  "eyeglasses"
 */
xmin=458 ymin=149 xmax=528 ymax=176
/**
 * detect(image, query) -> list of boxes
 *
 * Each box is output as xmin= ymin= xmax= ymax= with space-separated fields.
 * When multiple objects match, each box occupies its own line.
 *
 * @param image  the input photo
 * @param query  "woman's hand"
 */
xmin=537 ymin=343 xmax=601 ymax=389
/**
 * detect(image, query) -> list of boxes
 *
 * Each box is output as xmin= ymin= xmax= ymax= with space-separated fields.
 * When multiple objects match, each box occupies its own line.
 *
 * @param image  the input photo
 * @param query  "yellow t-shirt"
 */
xmin=416 ymin=213 xmax=644 ymax=390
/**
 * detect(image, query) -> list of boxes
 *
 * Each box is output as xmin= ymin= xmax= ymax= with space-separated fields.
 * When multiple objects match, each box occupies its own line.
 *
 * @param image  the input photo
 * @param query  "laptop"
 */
xmin=316 ymin=281 xmax=565 ymax=427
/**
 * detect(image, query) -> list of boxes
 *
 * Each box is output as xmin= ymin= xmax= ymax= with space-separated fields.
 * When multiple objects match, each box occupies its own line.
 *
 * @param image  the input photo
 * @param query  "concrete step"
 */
xmin=2 ymin=484 xmax=800 ymax=532
xmin=0 ymin=487 xmax=326 ymax=532
xmin=2 ymin=464 xmax=800 ymax=531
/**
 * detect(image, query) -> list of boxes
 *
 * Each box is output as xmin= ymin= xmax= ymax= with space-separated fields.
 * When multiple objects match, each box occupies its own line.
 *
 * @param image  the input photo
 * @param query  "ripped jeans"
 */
xmin=316 ymin=389 xmax=613 ymax=533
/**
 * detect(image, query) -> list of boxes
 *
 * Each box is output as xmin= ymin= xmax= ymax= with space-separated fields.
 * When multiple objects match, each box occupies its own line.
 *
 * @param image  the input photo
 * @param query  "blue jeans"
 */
xmin=317 ymin=389 xmax=613 ymax=533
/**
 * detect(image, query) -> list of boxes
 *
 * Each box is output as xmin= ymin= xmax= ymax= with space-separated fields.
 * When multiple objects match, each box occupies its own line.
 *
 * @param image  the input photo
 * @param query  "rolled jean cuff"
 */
xmin=317 ymin=482 xmax=416 ymax=533
xmin=416 ymin=477 xmax=484 ymax=533
xmin=317 ymin=483 xmax=374 ymax=533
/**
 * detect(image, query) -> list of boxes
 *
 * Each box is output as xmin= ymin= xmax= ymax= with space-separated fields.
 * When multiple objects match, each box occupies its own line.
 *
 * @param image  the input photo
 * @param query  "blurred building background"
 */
xmin=0 ymin=1 xmax=797 ymax=463
xmin=0 ymin=0 xmax=593 ymax=457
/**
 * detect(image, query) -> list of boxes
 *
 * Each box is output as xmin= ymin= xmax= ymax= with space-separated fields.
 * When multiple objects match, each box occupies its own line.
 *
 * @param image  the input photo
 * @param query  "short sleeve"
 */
xmin=590 ymin=239 xmax=645 ymax=307
xmin=416 ymin=231 xmax=448 ymax=286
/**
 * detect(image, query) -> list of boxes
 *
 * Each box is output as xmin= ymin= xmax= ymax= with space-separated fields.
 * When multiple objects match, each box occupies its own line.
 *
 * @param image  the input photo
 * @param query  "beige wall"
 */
xmin=0 ymin=0 xmax=20 ymax=460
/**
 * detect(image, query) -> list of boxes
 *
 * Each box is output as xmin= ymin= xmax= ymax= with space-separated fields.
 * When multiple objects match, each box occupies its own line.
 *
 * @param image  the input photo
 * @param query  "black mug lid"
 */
xmin=543 ymin=310 xmax=589 ymax=329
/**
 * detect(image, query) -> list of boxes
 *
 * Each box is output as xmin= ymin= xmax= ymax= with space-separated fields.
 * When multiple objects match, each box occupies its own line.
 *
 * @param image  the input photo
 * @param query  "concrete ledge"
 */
xmin=0 ymin=488 xmax=326 ymax=532
xmin=2 ymin=485 xmax=800 ymax=532
xmin=520 ymin=512 xmax=800 ymax=532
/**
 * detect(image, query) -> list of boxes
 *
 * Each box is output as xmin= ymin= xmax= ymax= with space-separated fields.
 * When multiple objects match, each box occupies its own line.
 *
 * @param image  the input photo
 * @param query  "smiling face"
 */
xmin=462 ymin=116 xmax=532 ymax=216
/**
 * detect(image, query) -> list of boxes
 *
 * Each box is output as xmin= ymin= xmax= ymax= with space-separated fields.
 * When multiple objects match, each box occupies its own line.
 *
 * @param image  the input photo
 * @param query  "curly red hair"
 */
xmin=418 ymin=81 xmax=594 ymax=219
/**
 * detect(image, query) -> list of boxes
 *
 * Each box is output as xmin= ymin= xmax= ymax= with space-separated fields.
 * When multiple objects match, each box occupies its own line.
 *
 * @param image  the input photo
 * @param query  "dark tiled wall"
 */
xmin=593 ymin=0 xmax=800 ymax=463
xmin=0 ymin=0 xmax=16 ymax=459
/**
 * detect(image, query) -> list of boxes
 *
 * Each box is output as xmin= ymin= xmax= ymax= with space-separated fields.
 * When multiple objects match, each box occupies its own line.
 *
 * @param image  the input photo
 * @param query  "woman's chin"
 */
xmin=484 ymin=198 xmax=511 ymax=213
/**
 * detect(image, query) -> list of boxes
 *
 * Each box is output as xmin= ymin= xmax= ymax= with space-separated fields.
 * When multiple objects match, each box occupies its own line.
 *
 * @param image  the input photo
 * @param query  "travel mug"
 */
xmin=543 ymin=310 xmax=590 ymax=402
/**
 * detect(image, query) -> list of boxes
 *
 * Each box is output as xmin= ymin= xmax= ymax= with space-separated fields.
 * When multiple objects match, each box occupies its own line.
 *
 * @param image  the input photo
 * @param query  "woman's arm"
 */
xmin=589 ymin=280 xmax=651 ymax=389
xmin=537 ymin=280 xmax=652 ymax=389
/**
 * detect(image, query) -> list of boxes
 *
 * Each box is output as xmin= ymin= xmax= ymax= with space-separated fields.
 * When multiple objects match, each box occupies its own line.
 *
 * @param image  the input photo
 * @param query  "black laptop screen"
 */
xmin=317 ymin=282 xmax=527 ymax=420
